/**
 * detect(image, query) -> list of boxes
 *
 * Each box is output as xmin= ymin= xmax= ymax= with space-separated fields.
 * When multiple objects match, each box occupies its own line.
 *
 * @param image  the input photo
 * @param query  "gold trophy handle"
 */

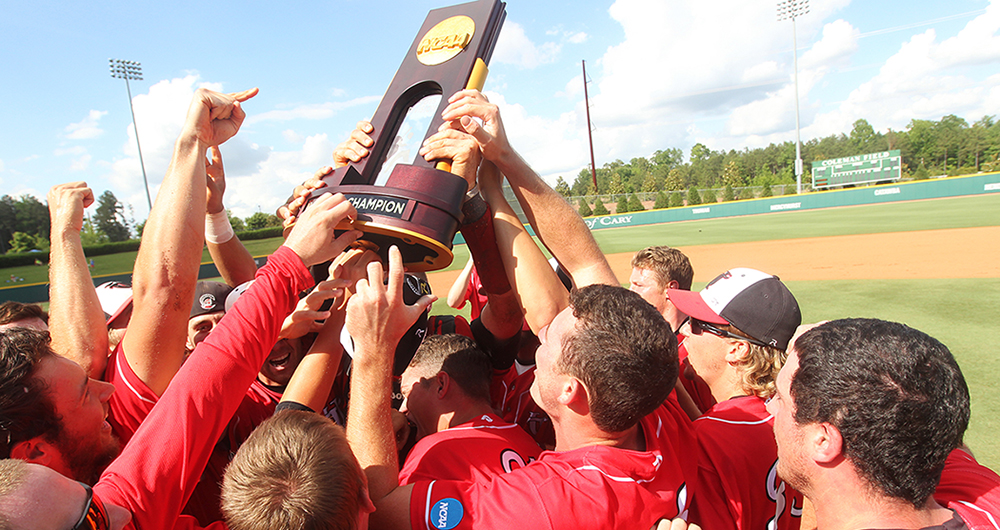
xmin=435 ymin=58 xmax=490 ymax=173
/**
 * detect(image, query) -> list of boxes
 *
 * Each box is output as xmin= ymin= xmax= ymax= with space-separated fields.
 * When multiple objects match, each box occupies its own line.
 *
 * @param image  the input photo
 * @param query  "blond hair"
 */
xmin=222 ymin=411 xmax=366 ymax=530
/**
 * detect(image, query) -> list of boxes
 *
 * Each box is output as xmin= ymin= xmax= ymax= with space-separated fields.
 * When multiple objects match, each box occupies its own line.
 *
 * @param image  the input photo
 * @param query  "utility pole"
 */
xmin=582 ymin=60 xmax=598 ymax=194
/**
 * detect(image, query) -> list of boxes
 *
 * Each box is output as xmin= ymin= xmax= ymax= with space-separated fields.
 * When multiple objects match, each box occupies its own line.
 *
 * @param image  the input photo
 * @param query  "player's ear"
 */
xmin=435 ymin=371 xmax=450 ymax=397
xmin=666 ymin=280 xmax=680 ymax=291
xmin=561 ymin=377 xmax=591 ymax=416
xmin=725 ymin=340 xmax=750 ymax=363
xmin=811 ymin=422 xmax=843 ymax=464
xmin=9 ymin=437 xmax=56 ymax=466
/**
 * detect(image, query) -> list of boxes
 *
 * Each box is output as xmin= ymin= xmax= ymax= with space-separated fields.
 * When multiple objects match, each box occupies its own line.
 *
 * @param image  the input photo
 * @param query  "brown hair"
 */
xmin=630 ymin=246 xmax=694 ymax=291
xmin=0 ymin=302 xmax=47 ymax=327
xmin=0 ymin=329 xmax=61 ymax=458
xmin=559 ymin=285 xmax=677 ymax=433
xmin=222 ymin=410 xmax=366 ymax=530
xmin=406 ymin=334 xmax=492 ymax=404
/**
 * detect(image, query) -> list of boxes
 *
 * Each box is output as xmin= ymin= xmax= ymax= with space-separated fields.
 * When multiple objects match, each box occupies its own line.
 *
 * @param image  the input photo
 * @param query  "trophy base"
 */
xmin=290 ymin=163 xmax=467 ymax=272
xmin=335 ymin=218 xmax=454 ymax=272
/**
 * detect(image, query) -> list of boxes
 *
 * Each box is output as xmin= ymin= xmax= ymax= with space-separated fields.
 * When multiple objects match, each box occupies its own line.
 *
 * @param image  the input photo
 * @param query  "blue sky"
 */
xmin=2 ymin=0 xmax=998 ymax=222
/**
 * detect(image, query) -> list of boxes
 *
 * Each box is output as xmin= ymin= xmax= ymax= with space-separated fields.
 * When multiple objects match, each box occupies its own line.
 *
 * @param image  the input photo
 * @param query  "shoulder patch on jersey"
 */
xmin=432 ymin=498 xmax=464 ymax=529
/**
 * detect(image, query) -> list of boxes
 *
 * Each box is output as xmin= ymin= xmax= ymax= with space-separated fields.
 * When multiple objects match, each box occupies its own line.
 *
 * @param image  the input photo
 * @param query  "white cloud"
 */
xmin=54 ymin=146 xmax=93 ymax=172
xmin=224 ymin=132 xmax=337 ymax=219
xmin=64 ymin=110 xmax=107 ymax=140
xmin=282 ymin=129 xmax=304 ymax=143
xmin=802 ymin=3 xmax=1000 ymax=139
xmin=70 ymin=154 xmax=92 ymax=172
xmin=493 ymin=22 xmax=561 ymax=68
xmin=566 ymin=31 xmax=588 ymax=45
xmin=0 ymin=159 xmax=4 ymax=172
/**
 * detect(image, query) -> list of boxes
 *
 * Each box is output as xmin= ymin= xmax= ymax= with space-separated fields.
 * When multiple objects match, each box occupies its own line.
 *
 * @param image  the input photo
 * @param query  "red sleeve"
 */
xmin=95 ymin=246 xmax=313 ymax=530
xmin=935 ymin=448 xmax=1000 ymax=530
xmin=104 ymin=341 xmax=159 ymax=446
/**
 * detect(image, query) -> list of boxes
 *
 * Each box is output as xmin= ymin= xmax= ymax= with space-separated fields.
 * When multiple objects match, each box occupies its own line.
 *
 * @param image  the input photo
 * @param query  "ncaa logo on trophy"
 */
xmin=294 ymin=0 xmax=506 ymax=271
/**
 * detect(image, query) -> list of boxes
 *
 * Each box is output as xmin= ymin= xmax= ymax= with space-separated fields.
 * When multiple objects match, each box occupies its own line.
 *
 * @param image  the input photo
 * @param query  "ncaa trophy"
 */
xmin=298 ymin=0 xmax=506 ymax=271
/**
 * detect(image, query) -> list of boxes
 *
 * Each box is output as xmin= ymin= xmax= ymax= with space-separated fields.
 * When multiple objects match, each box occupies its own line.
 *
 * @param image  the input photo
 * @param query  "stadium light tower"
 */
xmin=109 ymin=59 xmax=152 ymax=210
xmin=777 ymin=0 xmax=809 ymax=194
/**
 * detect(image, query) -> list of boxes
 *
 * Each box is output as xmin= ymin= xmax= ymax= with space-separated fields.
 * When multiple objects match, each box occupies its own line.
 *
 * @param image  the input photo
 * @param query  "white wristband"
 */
xmin=205 ymin=210 xmax=235 ymax=244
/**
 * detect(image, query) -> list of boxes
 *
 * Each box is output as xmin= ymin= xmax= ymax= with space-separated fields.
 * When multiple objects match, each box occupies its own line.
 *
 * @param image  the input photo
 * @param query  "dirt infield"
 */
xmin=427 ymin=226 xmax=999 ymax=293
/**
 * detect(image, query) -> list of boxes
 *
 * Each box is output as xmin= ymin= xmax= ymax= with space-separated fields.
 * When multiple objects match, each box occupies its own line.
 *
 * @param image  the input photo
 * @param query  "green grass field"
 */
xmin=3 ymin=193 xmax=998 ymax=468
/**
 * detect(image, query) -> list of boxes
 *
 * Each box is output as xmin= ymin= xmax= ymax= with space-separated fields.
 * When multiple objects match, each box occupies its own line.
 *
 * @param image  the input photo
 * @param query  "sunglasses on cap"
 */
xmin=73 ymin=482 xmax=111 ymax=530
xmin=688 ymin=318 xmax=769 ymax=348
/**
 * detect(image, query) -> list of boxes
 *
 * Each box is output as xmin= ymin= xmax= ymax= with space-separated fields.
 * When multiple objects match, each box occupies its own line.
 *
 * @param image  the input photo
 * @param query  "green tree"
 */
xmin=578 ymin=199 xmax=592 ymax=217
xmin=723 ymin=184 xmax=735 ymax=202
xmin=627 ymin=194 xmax=644 ymax=211
xmin=0 ymin=195 xmax=18 ymax=253
xmin=245 ymin=212 xmax=278 ymax=230
xmin=227 ymin=210 xmax=246 ymax=232
xmin=722 ymin=160 xmax=745 ymax=187
xmin=687 ymin=187 xmax=702 ymax=206
xmin=664 ymin=168 xmax=684 ymax=191
xmin=669 ymin=192 xmax=683 ymax=208
xmin=652 ymin=148 xmax=684 ymax=171
xmin=13 ymin=195 xmax=50 ymax=241
xmin=616 ymin=195 xmax=629 ymax=214
xmin=760 ymin=183 xmax=773 ymax=197
xmin=93 ymin=191 xmax=130 ymax=242
xmin=592 ymin=198 xmax=609 ymax=216
xmin=654 ymin=191 xmax=669 ymax=209
xmin=849 ymin=119 xmax=879 ymax=153
xmin=555 ymin=176 xmax=572 ymax=197
xmin=608 ymin=173 xmax=625 ymax=196
xmin=640 ymin=172 xmax=658 ymax=193
xmin=81 ymin=218 xmax=109 ymax=246
xmin=914 ymin=161 xmax=930 ymax=180
xmin=7 ymin=232 xmax=43 ymax=253
xmin=702 ymin=188 xmax=716 ymax=203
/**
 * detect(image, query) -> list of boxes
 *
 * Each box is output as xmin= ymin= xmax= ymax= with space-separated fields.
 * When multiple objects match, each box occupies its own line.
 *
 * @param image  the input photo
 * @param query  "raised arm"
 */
xmin=446 ymin=257 xmax=475 ymax=310
xmin=277 ymin=277 xmax=349 ymax=411
xmin=420 ymin=123 xmax=523 ymax=341
xmin=345 ymin=247 xmax=434 ymax=505
xmin=47 ymin=182 xmax=109 ymax=377
xmin=122 ymin=87 xmax=257 ymax=396
xmin=441 ymin=90 xmax=618 ymax=289
xmin=204 ymin=145 xmax=257 ymax=287
xmin=478 ymin=160 xmax=568 ymax=333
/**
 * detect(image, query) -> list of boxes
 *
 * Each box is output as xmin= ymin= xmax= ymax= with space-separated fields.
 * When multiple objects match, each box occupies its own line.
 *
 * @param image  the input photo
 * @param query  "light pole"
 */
xmin=109 ymin=59 xmax=152 ymax=210
xmin=777 ymin=0 xmax=809 ymax=194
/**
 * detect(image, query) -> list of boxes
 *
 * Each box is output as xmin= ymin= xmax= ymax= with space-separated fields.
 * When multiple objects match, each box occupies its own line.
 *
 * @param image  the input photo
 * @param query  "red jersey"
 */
xmin=691 ymin=395 xmax=802 ymax=530
xmin=183 ymin=379 xmax=283 ymax=524
xmin=935 ymin=448 xmax=1000 ymax=530
xmin=460 ymin=266 xmax=488 ymax=321
xmin=105 ymin=340 xmax=159 ymax=445
xmin=490 ymin=362 xmax=555 ymax=449
xmin=409 ymin=399 xmax=697 ymax=530
xmin=399 ymin=412 xmax=541 ymax=485
xmin=94 ymin=246 xmax=313 ymax=530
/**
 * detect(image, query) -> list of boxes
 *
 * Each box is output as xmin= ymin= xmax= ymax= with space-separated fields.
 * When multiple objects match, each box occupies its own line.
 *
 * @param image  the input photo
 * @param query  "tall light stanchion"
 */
xmin=777 ymin=0 xmax=809 ymax=194
xmin=109 ymin=59 xmax=152 ymax=211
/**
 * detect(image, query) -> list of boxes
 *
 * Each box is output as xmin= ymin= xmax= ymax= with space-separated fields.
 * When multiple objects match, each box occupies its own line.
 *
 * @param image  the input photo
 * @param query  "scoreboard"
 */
xmin=811 ymin=150 xmax=901 ymax=189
